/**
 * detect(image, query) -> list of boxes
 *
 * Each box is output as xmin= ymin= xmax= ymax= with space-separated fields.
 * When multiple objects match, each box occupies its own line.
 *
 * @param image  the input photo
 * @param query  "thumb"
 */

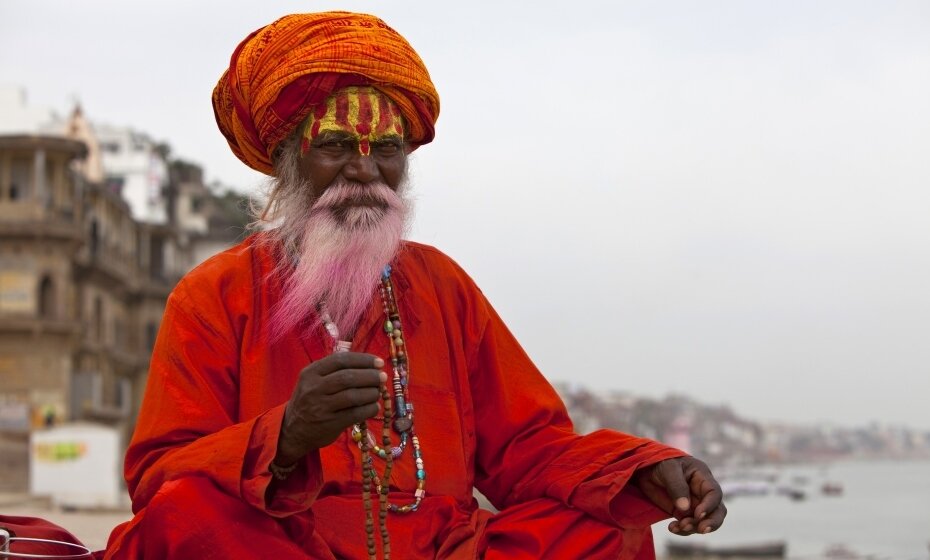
xmin=656 ymin=460 xmax=691 ymax=513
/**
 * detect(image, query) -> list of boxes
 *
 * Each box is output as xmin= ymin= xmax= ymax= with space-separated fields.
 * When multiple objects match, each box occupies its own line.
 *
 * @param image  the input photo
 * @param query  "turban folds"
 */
xmin=212 ymin=12 xmax=440 ymax=175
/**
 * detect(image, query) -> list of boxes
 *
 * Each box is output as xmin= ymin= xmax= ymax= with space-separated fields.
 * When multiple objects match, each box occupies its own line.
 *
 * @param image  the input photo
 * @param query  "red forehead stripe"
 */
xmin=301 ymin=86 xmax=405 ymax=156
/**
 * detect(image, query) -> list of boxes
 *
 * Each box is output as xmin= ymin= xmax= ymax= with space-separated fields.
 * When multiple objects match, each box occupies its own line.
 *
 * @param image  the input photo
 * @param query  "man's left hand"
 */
xmin=634 ymin=456 xmax=727 ymax=536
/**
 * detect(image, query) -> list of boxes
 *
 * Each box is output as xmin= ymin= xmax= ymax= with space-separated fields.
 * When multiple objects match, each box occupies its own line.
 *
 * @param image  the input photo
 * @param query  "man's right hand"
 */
xmin=275 ymin=352 xmax=386 ymax=466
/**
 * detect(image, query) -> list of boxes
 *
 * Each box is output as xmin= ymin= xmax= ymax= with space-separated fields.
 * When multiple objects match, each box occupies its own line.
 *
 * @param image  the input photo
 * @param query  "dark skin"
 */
xmin=297 ymin=130 xmax=408 ymax=197
xmin=275 ymin=352 xmax=387 ymax=466
xmin=274 ymin=130 xmax=727 ymax=536
xmin=635 ymin=456 xmax=727 ymax=535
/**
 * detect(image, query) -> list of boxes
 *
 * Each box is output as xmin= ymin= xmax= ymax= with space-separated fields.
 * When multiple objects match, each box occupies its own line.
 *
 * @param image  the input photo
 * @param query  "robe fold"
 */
xmin=103 ymin=235 xmax=685 ymax=559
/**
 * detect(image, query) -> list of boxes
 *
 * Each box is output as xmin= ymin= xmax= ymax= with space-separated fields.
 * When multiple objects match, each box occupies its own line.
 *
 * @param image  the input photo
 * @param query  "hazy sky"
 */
xmin=2 ymin=1 xmax=928 ymax=430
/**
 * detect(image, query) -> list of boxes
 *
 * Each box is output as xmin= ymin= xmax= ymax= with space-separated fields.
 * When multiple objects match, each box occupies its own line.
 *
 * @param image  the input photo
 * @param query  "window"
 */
xmin=38 ymin=275 xmax=55 ymax=319
xmin=89 ymin=220 xmax=99 ymax=257
xmin=115 ymin=378 xmax=132 ymax=411
xmin=94 ymin=296 xmax=104 ymax=343
xmin=45 ymin=160 xmax=56 ymax=207
xmin=104 ymin=176 xmax=125 ymax=195
xmin=149 ymin=236 xmax=165 ymax=279
xmin=114 ymin=317 xmax=127 ymax=348
xmin=145 ymin=321 xmax=159 ymax=351
xmin=10 ymin=157 xmax=30 ymax=201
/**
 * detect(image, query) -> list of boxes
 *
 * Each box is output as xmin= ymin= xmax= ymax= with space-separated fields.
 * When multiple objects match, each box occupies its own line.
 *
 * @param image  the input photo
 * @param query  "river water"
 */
xmin=656 ymin=459 xmax=930 ymax=560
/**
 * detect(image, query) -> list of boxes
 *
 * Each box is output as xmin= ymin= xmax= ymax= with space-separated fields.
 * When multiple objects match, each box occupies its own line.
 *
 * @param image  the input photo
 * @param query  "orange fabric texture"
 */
xmin=102 ymin=236 xmax=685 ymax=559
xmin=212 ymin=12 xmax=440 ymax=175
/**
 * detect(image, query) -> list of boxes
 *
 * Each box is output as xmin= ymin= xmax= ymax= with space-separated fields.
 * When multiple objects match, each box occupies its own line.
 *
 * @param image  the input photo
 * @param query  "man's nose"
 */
xmin=343 ymin=152 xmax=380 ymax=183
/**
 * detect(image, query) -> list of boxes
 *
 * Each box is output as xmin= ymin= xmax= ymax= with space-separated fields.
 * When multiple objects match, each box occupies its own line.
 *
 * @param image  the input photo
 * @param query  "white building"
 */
xmin=0 ymin=86 xmax=59 ymax=135
xmin=0 ymin=86 xmax=171 ymax=225
xmin=94 ymin=124 xmax=170 ymax=225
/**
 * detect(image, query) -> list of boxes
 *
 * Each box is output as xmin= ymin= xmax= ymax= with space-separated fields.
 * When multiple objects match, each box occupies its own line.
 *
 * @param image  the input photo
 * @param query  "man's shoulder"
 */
xmin=184 ymin=234 xmax=263 ymax=280
xmin=397 ymin=240 xmax=485 ymax=296
xmin=171 ymin=234 xmax=266 ymax=305
xmin=399 ymin=240 xmax=469 ymax=279
xmin=399 ymin=240 xmax=452 ymax=262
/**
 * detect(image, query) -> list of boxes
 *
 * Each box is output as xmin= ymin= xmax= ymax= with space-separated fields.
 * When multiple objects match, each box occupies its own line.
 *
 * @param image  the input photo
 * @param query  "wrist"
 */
xmin=269 ymin=458 xmax=299 ymax=481
xmin=277 ymin=407 xmax=305 ymax=467
xmin=275 ymin=437 xmax=305 ymax=468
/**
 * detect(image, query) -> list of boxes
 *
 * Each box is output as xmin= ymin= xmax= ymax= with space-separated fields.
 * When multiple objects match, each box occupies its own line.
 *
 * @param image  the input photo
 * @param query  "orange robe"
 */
xmin=103 ymin=236 xmax=684 ymax=559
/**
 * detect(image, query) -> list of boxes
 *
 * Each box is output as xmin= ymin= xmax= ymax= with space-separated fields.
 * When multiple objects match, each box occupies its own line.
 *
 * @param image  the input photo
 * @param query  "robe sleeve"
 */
xmin=468 ymin=298 xmax=686 ymax=529
xmin=124 ymin=283 xmax=323 ymax=518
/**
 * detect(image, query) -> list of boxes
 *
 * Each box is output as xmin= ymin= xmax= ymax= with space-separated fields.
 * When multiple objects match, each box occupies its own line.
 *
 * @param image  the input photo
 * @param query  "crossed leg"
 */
xmin=104 ymin=477 xmax=656 ymax=559
xmin=481 ymin=496 xmax=655 ymax=560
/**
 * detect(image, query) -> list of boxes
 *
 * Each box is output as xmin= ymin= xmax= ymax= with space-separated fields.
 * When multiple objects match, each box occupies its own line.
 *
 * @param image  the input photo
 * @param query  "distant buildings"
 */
xmin=555 ymin=383 xmax=930 ymax=467
xmin=0 ymin=87 xmax=249 ymax=492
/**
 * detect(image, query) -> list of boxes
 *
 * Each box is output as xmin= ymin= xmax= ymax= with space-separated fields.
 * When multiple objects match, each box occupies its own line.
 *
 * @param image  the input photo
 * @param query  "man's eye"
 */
xmin=321 ymin=140 xmax=348 ymax=149
xmin=374 ymin=141 xmax=400 ymax=155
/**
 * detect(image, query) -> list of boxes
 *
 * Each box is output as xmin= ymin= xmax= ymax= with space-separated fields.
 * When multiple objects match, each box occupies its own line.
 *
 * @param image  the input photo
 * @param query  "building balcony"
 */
xmin=0 ymin=315 xmax=81 ymax=337
xmin=137 ymin=274 xmax=178 ymax=299
xmin=0 ymin=210 xmax=84 ymax=246
xmin=71 ymin=370 xmax=133 ymax=423
xmin=74 ymin=247 xmax=138 ymax=292
xmin=76 ymin=339 xmax=147 ymax=374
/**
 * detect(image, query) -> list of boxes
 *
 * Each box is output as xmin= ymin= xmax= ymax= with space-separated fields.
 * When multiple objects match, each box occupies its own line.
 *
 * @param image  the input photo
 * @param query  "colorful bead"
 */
xmin=392 ymin=415 xmax=412 ymax=433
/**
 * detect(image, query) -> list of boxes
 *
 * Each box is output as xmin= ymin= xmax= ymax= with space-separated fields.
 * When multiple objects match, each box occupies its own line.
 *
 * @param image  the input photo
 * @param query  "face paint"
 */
xmin=301 ymin=86 xmax=405 ymax=156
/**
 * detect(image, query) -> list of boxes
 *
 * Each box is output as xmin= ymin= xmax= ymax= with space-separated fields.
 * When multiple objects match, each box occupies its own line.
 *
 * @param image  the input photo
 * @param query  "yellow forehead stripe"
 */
xmin=301 ymin=86 xmax=405 ymax=156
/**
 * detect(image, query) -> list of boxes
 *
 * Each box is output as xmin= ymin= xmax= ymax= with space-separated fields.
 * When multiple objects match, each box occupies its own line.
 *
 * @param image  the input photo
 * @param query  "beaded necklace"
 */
xmin=321 ymin=265 xmax=426 ymax=560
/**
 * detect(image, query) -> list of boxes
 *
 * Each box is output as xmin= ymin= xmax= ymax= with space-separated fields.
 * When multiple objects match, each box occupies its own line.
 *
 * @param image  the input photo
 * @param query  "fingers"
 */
xmin=317 ymin=402 xmax=380 ymax=433
xmin=668 ymin=516 xmax=692 ymax=534
xmin=696 ymin=501 xmax=726 ymax=534
xmin=281 ymin=353 xmax=391 ymax=455
xmin=320 ymin=368 xmax=386 ymax=394
xmin=668 ymin=516 xmax=701 ymax=535
xmin=656 ymin=460 xmax=693 ymax=513
xmin=668 ymin=502 xmax=727 ymax=535
xmin=691 ymin=475 xmax=724 ymax=521
xmin=314 ymin=352 xmax=384 ymax=376
xmin=348 ymin=402 xmax=381 ymax=423
xmin=299 ymin=352 xmax=387 ymax=394
xmin=280 ymin=399 xmax=381 ymax=454
xmin=664 ymin=458 xmax=727 ymax=536
xmin=330 ymin=386 xmax=382 ymax=410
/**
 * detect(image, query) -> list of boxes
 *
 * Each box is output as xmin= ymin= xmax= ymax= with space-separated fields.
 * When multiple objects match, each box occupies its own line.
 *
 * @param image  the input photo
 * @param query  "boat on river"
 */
xmin=821 ymin=481 xmax=844 ymax=496
xmin=666 ymin=540 xmax=787 ymax=558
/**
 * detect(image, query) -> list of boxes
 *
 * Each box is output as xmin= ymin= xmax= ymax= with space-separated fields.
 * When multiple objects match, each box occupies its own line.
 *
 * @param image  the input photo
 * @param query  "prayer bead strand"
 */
xmin=321 ymin=265 xmax=427 ymax=560
xmin=324 ymin=315 xmax=386 ymax=560
xmin=360 ymin=428 xmax=376 ymax=559
xmin=378 ymin=381 xmax=393 ymax=558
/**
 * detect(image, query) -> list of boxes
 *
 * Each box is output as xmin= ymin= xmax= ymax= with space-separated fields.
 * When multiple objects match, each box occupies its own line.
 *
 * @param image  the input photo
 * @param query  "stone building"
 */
xmin=0 ymin=125 xmax=248 ymax=491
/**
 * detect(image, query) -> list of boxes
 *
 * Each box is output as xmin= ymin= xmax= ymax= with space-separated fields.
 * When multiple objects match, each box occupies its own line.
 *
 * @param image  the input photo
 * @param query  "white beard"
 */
xmin=267 ymin=178 xmax=411 ymax=341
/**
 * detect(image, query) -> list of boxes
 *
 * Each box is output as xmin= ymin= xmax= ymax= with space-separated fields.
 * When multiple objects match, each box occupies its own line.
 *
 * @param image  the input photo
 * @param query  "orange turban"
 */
xmin=212 ymin=12 xmax=440 ymax=176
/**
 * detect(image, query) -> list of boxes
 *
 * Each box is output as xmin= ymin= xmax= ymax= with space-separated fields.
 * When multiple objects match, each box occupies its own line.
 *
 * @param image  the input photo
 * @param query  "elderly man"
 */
xmin=103 ymin=11 xmax=725 ymax=560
